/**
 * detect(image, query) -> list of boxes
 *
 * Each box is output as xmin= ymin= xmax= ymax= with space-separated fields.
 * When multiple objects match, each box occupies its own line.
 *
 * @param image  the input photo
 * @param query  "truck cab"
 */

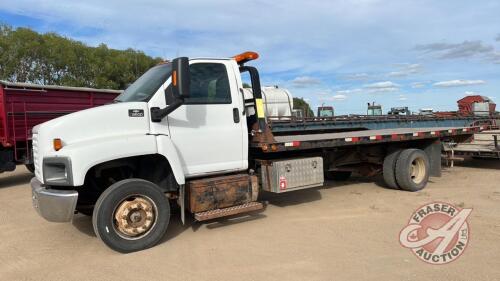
xmin=31 ymin=52 xmax=266 ymax=252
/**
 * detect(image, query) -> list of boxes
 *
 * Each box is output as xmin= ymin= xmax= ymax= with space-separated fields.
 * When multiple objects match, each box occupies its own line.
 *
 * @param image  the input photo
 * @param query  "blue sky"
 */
xmin=1 ymin=0 xmax=500 ymax=114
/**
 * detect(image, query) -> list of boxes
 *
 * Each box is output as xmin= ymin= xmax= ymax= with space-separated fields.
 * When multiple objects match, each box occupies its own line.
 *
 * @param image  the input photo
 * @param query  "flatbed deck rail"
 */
xmin=252 ymin=126 xmax=483 ymax=152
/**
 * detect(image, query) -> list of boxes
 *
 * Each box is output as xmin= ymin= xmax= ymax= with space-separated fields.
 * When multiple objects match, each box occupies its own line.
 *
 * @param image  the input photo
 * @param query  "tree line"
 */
xmin=0 ymin=24 xmax=162 ymax=89
xmin=0 ymin=24 xmax=316 ymax=113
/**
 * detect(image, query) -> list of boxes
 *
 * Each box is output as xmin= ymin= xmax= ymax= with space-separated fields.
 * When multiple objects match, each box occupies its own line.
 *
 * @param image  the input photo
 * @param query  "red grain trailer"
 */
xmin=0 ymin=81 xmax=120 ymax=173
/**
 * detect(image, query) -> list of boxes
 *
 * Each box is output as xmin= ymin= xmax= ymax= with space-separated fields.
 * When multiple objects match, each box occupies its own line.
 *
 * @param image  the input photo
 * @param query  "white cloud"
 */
xmin=343 ymin=73 xmax=371 ymax=81
xmin=398 ymin=95 xmax=407 ymax=101
xmin=388 ymin=63 xmax=422 ymax=77
xmin=319 ymin=94 xmax=347 ymax=102
xmin=411 ymin=82 xmax=426 ymax=88
xmin=464 ymin=91 xmax=480 ymax=96
xmin=416 ymin=41 xmax=494 ymax=60
xmin=433 ymin=80 xmax=486 ymax=87
xmin=364 ymin=81 xmax=399 ymax=93
xmin=290 ymin=76 xmax=321 ymax=87
xmin=365 ymin=81 xmax=399 ymax=89
xmin=336 ymin=88 xmax=362 ymax=95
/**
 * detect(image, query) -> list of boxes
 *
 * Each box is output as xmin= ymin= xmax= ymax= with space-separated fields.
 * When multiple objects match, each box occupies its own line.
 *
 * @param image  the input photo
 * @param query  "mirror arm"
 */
xmin=151 ymin=97 xmax=184 ymax=122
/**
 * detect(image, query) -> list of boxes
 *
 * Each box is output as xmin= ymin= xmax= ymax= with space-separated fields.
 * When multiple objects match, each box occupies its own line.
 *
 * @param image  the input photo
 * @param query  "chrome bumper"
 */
xmin=31 ymin=177 xmax=78 ymax=222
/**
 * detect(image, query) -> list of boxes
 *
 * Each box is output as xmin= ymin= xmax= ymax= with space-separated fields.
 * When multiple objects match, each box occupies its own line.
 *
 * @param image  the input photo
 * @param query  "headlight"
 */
xmin=43 ymin=157 xmax=73 ymax=186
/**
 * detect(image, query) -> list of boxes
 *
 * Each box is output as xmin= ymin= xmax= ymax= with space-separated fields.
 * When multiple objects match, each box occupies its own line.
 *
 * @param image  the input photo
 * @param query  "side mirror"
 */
xmin=151 ymin=57 xmax=190 ymax=122
xmin=172 ymin=57 xmax=190 ymax=98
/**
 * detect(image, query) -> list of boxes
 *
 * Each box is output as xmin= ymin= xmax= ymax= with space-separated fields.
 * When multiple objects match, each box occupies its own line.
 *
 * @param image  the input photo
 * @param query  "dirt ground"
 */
xmin=0 ymin=159 xmax=499 ymax=281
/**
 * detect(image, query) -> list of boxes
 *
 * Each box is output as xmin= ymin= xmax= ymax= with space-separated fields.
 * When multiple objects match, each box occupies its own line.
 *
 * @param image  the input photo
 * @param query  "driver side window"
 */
xmin=185 ymin=63 xmax=232 ymax=104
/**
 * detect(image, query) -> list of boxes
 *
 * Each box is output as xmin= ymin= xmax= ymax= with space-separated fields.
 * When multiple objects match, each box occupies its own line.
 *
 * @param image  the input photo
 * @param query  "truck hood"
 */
xmin=34 ymin=101 xmax=150 ymax=152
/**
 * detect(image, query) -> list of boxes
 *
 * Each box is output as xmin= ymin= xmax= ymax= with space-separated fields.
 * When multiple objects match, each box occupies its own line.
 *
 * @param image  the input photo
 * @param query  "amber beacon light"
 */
xmin=233 ymin=51 xmax=259 ymax=64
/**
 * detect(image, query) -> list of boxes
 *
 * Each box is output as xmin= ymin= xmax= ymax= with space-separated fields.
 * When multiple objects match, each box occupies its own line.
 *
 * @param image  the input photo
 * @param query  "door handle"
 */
xmin=233 ymin=108 xmax=240 ymax=123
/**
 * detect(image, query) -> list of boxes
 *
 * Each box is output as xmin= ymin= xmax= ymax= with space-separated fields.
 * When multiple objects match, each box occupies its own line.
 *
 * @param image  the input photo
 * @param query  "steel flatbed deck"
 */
xmin=252 ymin=126 xmax=484 ymax=152
xmin=267 ymin=114 xmax=496 ymax=133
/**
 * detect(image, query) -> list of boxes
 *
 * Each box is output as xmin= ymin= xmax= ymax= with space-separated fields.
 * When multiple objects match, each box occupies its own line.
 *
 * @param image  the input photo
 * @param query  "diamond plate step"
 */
xmin=194 ymin=202 xmax=265 ymax=221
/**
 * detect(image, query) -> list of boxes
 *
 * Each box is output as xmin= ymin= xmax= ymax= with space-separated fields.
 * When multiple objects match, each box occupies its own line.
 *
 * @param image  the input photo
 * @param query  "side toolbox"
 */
xmin=187 ymin=174 xmax=259 ymax=213
xmin=260 ymin=157 xmax=324 ymax=193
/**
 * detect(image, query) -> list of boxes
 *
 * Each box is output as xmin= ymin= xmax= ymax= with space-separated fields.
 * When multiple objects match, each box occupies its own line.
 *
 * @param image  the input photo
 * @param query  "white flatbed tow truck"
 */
xmin=30 ymin=52 xmax=484 ymax=252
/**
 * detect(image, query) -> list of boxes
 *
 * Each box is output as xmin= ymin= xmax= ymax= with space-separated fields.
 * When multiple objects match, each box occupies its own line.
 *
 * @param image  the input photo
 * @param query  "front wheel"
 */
xmin=92 ymin=179 xmax=170 ymax=253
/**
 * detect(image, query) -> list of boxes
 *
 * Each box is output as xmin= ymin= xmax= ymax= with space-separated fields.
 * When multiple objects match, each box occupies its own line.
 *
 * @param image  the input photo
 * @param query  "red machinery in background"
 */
xmin=435 ymin=95 xmax=497 ymax=117
xmin=458 ymin=95 xmax=496 ymax=115
xmin=0 ymin=81 xmax=120 ymax=173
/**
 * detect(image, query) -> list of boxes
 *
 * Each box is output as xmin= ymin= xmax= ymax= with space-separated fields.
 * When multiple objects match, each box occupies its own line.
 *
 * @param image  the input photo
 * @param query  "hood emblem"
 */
xmin=128 ymin=109 xmax=144 ymax=117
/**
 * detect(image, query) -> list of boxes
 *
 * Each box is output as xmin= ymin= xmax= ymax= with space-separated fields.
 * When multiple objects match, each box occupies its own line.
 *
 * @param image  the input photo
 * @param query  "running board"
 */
xmin=194 ymin=202 xmax=265 ymax=221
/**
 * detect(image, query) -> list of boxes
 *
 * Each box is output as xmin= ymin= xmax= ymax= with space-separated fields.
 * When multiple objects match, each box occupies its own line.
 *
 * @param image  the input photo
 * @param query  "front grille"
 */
xmin=32 ymin=133 xmax=42 ymax=181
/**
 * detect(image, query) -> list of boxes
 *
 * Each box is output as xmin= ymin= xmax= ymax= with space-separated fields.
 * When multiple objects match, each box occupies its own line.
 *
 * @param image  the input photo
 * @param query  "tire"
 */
xmin=25 ymin=164 xmax=35 ymax=173
xmin=383 ymin=150 xmax=402 ymax=189
xmin=395 ymin=149 xmax=430 ymax=192
xmin=325 ymin=171 xmax=352 ymax=181
xmin=92 ymin=179 xmax=170 ymax=253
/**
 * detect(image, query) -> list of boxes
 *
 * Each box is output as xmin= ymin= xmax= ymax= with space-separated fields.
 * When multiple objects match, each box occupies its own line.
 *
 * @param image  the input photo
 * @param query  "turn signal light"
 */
xmin=53 ymin=138 xmax=63 ymax=151
xmin=233 ymin=51 xmax=259 ymax=64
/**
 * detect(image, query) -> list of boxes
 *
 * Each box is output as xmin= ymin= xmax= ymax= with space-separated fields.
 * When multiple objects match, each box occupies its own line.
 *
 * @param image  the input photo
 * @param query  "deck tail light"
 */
xmin=53 ymin=138 xmax=63 ymax=151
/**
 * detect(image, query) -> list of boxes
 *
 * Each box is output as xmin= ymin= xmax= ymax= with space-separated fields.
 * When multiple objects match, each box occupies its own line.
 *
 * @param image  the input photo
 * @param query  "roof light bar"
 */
xmin=233 ymin=51 xmax=259 ymax=64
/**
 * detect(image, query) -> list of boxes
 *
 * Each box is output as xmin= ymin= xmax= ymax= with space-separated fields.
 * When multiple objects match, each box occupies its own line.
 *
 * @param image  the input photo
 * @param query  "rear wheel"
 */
xmin=383 ymin=150 xmax=402 ymax=189
xmin=395 ymin=149 xmax=430 ymax=192
xmin=92 ymin=179 xmax=170 ymax=253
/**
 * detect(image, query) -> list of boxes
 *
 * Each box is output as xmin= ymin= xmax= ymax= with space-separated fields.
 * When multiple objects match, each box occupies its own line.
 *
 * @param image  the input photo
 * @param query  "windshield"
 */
xmin=115 ymin=63 xmax=172 ymax=102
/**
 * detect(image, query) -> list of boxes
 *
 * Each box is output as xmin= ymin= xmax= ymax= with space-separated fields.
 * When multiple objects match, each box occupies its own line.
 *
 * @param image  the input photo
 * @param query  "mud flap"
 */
xmin=179 ymin=184 xmax=185 ymax=225
xmin=424 ymin=140 xmax=442 ymax=177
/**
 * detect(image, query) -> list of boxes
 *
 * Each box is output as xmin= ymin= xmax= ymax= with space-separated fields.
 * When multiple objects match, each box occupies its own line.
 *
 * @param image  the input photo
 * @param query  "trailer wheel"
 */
xmin=395 ymin=149 xmax=430 ymax=192
xmin=383 ymin=150 xmax=402 ymax=189
xmin=92 ymin=179 xmax=170 ymax=253
xmin=25 ymin=164 xmax=35 ymax=173
xmin=325 ymin=171 xmax=352 ymax=181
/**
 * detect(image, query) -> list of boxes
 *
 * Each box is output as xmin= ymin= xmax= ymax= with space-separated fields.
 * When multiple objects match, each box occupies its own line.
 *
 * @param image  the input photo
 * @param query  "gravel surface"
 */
xmin=1 ymin=159 xmax=499 ymax=281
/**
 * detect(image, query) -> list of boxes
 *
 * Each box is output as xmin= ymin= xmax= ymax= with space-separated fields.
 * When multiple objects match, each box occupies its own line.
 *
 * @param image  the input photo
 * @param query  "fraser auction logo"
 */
xmin=399 ymin=202 xmax=472 ymax=264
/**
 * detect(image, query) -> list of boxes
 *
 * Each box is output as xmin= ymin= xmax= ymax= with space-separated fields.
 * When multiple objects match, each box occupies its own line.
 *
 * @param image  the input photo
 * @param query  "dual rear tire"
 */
xmin=383 ymin=149 xmax=430 ymax=192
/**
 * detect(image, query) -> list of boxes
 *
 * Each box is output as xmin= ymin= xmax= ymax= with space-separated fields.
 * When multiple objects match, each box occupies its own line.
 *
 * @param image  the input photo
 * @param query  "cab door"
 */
xmin=166 ymin=60 xmax=247 ymax=177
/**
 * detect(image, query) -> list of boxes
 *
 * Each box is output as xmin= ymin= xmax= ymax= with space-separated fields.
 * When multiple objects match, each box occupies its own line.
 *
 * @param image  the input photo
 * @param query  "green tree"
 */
xmin=293 ymin=97 xmax=314 ymax=117
xmin=0 ymin=24 xmax=162 ymax=89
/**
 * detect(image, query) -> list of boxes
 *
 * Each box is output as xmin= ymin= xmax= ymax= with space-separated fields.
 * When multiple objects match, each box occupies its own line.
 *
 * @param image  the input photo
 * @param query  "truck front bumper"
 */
xmin=31 ymin=177 xmax=78 ymax=222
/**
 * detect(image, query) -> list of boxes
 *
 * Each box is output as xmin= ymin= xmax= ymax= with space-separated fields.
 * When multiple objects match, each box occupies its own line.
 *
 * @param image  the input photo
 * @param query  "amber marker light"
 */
xmin=53 ymin=138 xmax=63 ymax=151
xmin=172 ymin=70 xmax=177 ymax=86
